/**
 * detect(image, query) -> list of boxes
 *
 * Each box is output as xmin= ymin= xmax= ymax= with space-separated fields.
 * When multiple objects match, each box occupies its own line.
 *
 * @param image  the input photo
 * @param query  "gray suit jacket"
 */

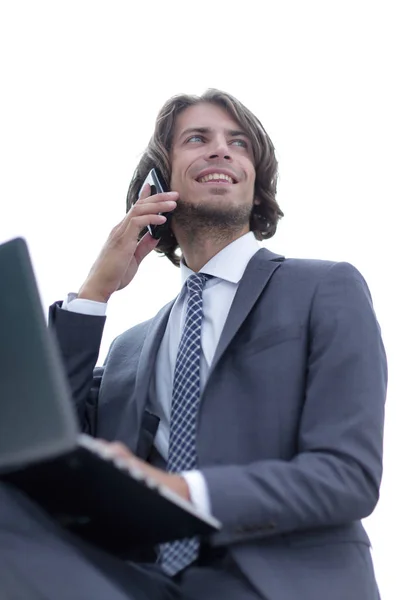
xmin=50 ymin=248 xmax=387 ymax=600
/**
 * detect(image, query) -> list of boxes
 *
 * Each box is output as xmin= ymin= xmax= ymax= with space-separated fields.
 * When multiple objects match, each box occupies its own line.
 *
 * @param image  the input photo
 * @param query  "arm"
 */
xmin=48 ymin=186 xmax=177 ymax=432
xmin=49 ymin=300 xmax=106 ymax=433
xmin=51 ymin=296 xmax=211 ymax=511
xmin=201 ymin=262 xmax=387 ymax=545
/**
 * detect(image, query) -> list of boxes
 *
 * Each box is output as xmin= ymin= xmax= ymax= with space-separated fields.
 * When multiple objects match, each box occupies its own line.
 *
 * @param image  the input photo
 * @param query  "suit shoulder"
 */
xmin=116 ymin=318 xmax=152 ymax=346
xmin=281 ymin=257 xmax=365 ymax=282
xmin=278 ymin=258 xmax=373 ymax=308
xmin=103 ymin=318 xmax=152 ymax=367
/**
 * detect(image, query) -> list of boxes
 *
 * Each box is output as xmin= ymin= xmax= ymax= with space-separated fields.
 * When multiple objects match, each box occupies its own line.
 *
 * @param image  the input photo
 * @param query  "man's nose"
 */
xmin=208 ymin=136 xmax=231 ymax=160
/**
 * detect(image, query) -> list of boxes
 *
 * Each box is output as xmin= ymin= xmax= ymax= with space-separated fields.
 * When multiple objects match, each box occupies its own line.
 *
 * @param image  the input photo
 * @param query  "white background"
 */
xmin=0 ymin=1 xmax=398 ymax=596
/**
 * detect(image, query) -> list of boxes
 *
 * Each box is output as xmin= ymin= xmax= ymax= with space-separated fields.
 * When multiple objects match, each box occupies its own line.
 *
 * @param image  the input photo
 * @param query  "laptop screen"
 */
xmin=0 ymin=238 xmax=78 ymax=474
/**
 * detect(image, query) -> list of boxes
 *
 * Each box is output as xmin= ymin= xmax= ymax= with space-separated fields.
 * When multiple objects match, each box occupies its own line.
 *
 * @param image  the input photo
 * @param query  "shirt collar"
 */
xmin=180 ymin=232 xmax=260 ymax=287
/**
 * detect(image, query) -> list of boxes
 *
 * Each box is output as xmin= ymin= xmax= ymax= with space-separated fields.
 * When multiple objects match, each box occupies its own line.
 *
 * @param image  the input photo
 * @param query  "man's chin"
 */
xmin=173 ymin=199 xmax=251 ymax=230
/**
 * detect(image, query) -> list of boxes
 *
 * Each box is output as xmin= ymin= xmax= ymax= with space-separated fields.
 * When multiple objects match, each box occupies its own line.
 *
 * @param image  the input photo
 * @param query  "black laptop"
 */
xmin=0 ymin=237 xmax=220 ymax=557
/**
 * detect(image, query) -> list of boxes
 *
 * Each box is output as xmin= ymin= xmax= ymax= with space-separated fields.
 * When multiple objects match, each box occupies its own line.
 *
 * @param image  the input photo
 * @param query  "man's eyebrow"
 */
xmin=228 ymin=129 xmax=248 ymax=138
xmin=178 ymin=127 xmax=211 ymax=140
xmin=178 ymin=127 xmax=249 ymax=140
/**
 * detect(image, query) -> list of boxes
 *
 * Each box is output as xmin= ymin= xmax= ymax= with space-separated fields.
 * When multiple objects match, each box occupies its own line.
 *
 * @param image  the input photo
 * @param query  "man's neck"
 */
xmin=176 ymin=226 xmax=250 ymax=272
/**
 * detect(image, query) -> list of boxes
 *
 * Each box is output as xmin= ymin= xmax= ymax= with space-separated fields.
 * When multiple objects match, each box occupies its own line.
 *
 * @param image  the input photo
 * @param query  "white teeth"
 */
xmin=198 ymin=173 xmax=234 ymax=184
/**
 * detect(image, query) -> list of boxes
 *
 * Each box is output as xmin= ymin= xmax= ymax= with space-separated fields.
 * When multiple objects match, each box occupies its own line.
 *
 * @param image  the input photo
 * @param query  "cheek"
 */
xmin=169 ymin=167 xmax=181 ymax=191
xmin=169 ymin=152 xmax=179 ymax=189
xmin=248 ymin=164 xmax=256 ymax=185
xmin=244 ymin=165 xmax=256 ymax=192
xmin=239 ymin=157 xmax=256 ymax=183
xmin=171 ymin=165 xmax=198 ymax=193
xmin=250 ymin=171 xmax=257 ymax=194
xmin=170 ymin=158 xmax=188 ymax=188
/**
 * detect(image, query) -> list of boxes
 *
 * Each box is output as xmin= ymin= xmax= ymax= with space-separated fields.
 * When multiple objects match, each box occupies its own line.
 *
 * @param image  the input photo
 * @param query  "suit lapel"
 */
xmin=116 ymin=299 xmax=174 ymax=450
xmin=209 ymin=248 xmax=284 ymax=375
xmin=133 ymin=300 xmax=174 ymax=419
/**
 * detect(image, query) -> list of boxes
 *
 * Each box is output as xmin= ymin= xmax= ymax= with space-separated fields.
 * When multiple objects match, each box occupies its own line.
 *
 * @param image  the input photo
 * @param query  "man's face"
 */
xmin=169 ymin=102 xmax=256 ymax=230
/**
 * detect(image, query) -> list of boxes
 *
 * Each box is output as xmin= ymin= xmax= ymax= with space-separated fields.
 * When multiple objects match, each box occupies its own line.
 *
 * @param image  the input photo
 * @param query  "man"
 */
xmin=1 ymin=89 xmax=386 ymax=599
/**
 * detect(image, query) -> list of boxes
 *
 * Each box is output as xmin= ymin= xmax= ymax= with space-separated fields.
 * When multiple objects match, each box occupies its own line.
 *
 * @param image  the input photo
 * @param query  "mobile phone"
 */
xmin=139 ymin=168 xmax=172 ymax=239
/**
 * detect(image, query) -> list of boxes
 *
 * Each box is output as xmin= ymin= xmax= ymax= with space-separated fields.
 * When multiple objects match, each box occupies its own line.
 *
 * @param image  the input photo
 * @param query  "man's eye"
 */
xmin=187 ymin=135 xmax=204 ymax=143
xmin=231 ymin=139 xmax=248 ymax=148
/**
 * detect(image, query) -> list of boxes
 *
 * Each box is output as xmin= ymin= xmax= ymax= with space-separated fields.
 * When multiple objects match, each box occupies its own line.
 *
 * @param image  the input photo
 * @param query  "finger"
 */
xmin=113 ymin=199 xmax=172 ymax=238
xmin=117 ymin=200 xmax=175 ymax=238
xmin=134 ymin=232 xmax=160 ymax=265
xmin=129 ymin=199 xmax=177 ymax=217
xmin=95 ymin=440 xmax=132 ymax=460
xmin=108 ymin=442 xmax=133 ymax=458
xmin=135 ymin=190 xmax=178 ymax=208
xmin=111 ymin=212 xmax=166 ymax=246
xmin=122 ymin=213 xmax=168 ymax=243
xmin=138 ymin=182 xmax=151 ymax=200
xmin=131 ymin=214 xmax=167 ymax=232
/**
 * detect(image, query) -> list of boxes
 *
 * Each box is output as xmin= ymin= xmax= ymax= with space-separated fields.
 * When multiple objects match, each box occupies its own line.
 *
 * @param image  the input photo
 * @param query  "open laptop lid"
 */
xmin=0 ymin=237 xmax=78 ymax=473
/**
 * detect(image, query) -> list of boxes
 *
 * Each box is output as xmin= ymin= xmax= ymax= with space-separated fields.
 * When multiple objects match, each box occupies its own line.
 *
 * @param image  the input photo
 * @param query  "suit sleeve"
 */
xmin=48 ymin=301 xmax=107 ymax=434
xmin=201 ymin=262 xmax=387 ymax=546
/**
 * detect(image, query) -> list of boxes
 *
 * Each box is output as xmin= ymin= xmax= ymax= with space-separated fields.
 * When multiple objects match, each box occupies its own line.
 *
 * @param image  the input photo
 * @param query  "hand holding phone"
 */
xmin=77 ymin=173 xmax=177 ymax=303
xmin=139 ymin=168 xmax=174 ymax=239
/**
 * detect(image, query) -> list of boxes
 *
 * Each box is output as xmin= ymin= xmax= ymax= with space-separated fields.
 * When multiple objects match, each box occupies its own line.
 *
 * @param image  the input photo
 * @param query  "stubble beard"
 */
xmin=172 ymin=190 xmax=253 ymax=242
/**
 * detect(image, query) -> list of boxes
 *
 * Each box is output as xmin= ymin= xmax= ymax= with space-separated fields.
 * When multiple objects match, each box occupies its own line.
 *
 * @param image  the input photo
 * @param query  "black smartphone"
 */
xmin=139 ymin=168 xmax=172 ymax=239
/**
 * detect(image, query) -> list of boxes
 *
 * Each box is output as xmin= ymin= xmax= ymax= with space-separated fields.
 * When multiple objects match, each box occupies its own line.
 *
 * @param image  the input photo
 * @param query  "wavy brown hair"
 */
xmin=126 ymin=89 xmax=283 ymax=266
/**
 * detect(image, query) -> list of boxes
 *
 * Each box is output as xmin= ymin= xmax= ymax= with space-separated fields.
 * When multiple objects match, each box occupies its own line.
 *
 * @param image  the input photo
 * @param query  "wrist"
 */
xmin=78 ymin=285 xmax=111 ymax=303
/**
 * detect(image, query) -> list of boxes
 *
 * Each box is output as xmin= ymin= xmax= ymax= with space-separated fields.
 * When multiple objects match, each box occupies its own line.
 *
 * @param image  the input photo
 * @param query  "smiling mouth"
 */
xmin=196 ymin=173 xmax=237 ymax=184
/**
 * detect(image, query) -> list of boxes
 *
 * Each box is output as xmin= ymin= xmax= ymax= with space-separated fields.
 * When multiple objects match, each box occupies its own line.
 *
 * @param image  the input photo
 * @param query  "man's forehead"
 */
xmin=174 ymin=103 xmax=242 ymax=137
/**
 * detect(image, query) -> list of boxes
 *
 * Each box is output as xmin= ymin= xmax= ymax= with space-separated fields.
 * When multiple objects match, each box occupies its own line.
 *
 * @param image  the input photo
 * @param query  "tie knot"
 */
xmin=186 ymin=273 xmax=211 ymax=295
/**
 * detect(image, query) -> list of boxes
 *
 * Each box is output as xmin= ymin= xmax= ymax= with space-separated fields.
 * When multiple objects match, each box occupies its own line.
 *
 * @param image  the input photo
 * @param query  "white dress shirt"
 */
xmin=63 ymin=232 xmax=260 ymax=514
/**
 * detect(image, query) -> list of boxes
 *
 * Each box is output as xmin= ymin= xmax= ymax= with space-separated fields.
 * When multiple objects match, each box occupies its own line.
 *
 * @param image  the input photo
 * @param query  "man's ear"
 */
xmin=254 ymin=196 xmax=261 ymax=206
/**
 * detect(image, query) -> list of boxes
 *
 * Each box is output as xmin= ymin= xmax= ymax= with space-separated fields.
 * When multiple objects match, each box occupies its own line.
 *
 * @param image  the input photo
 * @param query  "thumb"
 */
xmin=134 ymin=232 xmax=160 ymax=265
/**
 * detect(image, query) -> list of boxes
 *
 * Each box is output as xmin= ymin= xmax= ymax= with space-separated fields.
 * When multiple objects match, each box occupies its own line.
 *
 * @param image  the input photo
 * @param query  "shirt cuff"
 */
xmin=181 ymin=470 xmax=211 ymax=515
xmin=61 ymin=293 xmax=108 ymax=316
